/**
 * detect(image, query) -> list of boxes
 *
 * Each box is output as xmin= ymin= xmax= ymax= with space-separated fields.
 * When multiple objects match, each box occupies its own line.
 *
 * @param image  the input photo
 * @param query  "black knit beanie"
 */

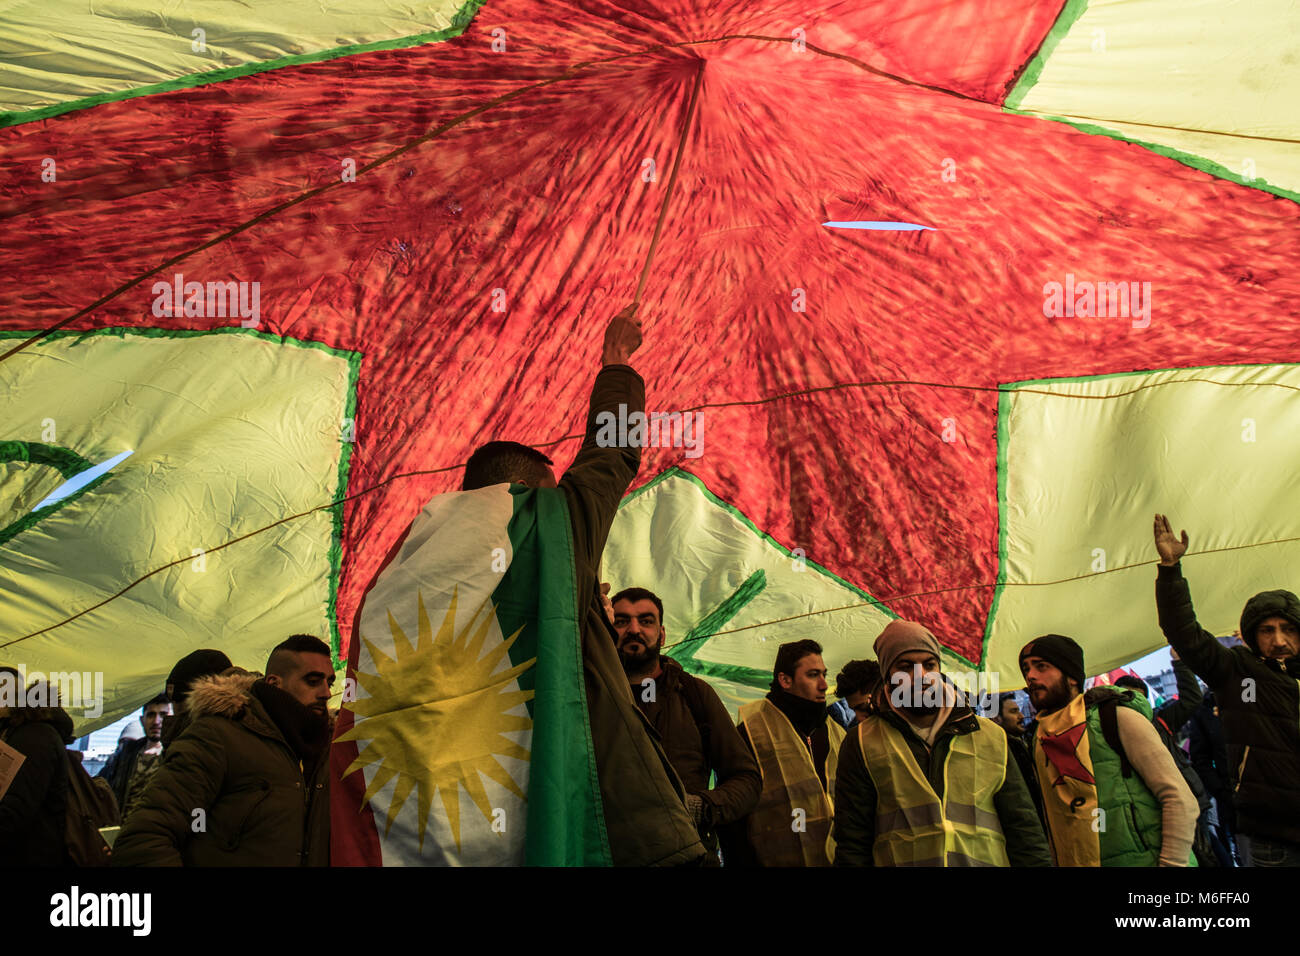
xmin=1018 ymin=634 xmax=1085 ymax=688
xmin=166 ymin=649 xmax=232 ymax=706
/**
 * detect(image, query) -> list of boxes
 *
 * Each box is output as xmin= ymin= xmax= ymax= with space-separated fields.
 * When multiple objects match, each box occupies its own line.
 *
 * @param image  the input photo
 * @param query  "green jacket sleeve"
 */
xmin=831 ymin=725 xmax=878 ymax=866
xmin=994 ymin=741 xmax=1053 ymax=867
xmin=111 ymin=718 xmax=227 ymax=867
xmin=1155 ymin=562 xmax=1235 ymax=692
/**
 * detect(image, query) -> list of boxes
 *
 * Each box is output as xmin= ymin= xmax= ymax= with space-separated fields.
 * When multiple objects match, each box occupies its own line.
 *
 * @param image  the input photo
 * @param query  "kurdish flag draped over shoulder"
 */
xmin=330 ymin=482 xmax=611 ymax=866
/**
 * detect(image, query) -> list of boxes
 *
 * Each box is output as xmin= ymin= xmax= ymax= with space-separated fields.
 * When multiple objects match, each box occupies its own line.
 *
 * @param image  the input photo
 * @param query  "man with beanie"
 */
xmin=833 ymin=621 xmax=1050 ymax=866
xmin=113 ymin=635 xmax=334 ymax=866
xmin=1154 ymin=512 xmax=1300 ymax=866
xmin=1019 ymin=632 xmax=1197 ymax=866
xmin=161 ymin=649 xmax=232 ymax=747
xmin=720 ymin=639 xmax=843 ymax=866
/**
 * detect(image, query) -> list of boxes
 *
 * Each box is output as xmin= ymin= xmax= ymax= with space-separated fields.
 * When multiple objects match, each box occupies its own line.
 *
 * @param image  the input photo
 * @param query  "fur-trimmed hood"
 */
xmin=186 ymin=667 xmax=261 ymax=719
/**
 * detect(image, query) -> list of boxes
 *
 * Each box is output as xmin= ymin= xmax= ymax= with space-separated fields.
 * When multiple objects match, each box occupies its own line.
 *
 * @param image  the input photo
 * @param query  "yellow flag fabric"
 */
xmin=0 ymin=0 xmax=479 ymax=125
xmin=1007 ymin=0 xmax=1300 ymax=199
xmin=0 ymin=329 xmax=357 ymax=735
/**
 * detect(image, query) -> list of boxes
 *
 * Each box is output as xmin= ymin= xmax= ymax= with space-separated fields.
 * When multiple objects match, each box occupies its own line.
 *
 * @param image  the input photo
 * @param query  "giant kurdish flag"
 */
xmin=2 ymin=0 xmax=1298 ymax=853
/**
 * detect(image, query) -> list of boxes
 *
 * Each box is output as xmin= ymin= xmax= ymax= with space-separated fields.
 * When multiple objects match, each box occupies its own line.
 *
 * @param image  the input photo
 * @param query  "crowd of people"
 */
xmin=2 ymin=307 xmax=1297 ymax=868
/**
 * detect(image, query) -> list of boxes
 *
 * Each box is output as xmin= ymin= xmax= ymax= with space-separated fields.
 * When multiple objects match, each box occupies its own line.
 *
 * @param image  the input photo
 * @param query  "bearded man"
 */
xmin=832 ymin=621 xmax=1050 ymax=867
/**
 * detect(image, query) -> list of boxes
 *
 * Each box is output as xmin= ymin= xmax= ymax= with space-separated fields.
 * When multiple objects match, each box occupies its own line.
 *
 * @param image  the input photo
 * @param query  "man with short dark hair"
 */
xmin=993 ymin=692 xmax=1025 ymax=737
xmin=113 ymin=635 xmax=335 ymax=866
xmin=833 ymin=659 xmax=881 ymax=728
xmin=833 ymin=622 xmax=1049 ymax=866
xmin=98 ymin=694 xmax=172 ymax=824
xmin=1153 ymin=513 xmax=1300 ymax=866
xmin=993 ymin=691 xmax=1044 ymax=825
xmin=611 ymin=586 xmax=760 ymax=864
xmin=456 ymin=305 xmax=704 ymax=867
xmin=721 ymin=639 xmax=843 ymax=866
xmin=1020 ymin=633 xmax=1196 ymax=866
xmin=461 ymin=441 xmax=555 ymax=491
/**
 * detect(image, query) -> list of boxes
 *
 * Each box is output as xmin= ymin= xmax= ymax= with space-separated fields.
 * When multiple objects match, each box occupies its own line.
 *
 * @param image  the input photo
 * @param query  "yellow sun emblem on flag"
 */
xmin=339 ymin=587 xmax=535 ymax=853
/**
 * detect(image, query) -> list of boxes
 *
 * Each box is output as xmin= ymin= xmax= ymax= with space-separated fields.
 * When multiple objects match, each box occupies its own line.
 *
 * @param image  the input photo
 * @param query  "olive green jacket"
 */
xmin=112 ymin=671 xmax=330 ymax=867
xmin=562 ymin=364 xmax=705 ymax=866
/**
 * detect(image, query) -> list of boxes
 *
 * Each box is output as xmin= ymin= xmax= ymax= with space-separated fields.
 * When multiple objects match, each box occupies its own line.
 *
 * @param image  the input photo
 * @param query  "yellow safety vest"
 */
xmin=739 ymin=698 xmax=845 ymax=866
xmin=858 ymin=714 xmax=1009 ymax=867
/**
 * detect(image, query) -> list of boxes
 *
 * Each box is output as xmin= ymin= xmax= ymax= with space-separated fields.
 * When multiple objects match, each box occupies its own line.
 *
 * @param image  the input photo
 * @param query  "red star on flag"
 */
xmin=1040 ymin=722 xmax=1094 ymax=786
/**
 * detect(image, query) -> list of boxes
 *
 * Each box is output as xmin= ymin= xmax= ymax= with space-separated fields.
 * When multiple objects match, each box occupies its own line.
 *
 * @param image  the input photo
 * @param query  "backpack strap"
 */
xmin=1098 ymin=696 xmax=1133 ymax=779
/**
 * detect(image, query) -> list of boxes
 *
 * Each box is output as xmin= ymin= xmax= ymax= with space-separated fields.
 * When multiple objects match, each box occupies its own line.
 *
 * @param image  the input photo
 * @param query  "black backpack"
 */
xmin=1097 ymin=696 xmax=1218 ymax=867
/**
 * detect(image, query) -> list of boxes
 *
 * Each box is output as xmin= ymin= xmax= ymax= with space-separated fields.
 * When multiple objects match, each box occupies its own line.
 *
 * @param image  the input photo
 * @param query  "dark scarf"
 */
xmin=766 ymin=685 xmax=828 ymax=740
xmin=251 ymin=681 xmax=330 ymax=771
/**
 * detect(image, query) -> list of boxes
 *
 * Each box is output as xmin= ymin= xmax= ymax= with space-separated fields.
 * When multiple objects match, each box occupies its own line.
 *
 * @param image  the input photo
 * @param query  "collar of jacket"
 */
xmin=251 ymin=680 xmax=331 ymax=763
xmin=186 ymin=669 xmax=293 ymax=750
xmin=765 ymin=686 xmax=828 ymax=739
xmin=654 ymin=654 xmax=686 ymax=691
xmin=877 ymin=702 xmax=979 ymax=743
xmin=1256 ymin=653 xmax=1300 ymax=675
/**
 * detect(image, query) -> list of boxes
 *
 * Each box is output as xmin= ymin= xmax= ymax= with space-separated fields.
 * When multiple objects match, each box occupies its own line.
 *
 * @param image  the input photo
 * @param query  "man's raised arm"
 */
xmin=1152 ymin=513 xmax=1234 ymax=691
xmin=560 ymin=304 xmax=645 ymax=570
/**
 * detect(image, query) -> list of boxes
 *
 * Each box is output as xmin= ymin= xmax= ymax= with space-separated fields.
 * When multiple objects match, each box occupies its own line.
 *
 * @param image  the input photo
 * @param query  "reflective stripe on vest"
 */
xmin=739 ymin=698 xmax=845 ymax=866
xmin=859 ymin=715 xmax=1010 ymax=867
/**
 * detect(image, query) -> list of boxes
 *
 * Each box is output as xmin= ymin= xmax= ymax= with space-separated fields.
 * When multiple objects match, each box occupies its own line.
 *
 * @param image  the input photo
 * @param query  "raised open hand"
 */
xmin=1153 ymin=513 xmax=1188 ymax=566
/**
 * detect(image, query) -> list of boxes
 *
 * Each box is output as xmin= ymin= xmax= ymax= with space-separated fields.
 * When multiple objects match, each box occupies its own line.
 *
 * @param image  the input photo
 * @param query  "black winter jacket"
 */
xmin=1156 ymin=563 xmax=1300 ymax=843
xmin=0 ymin=711 xmax=72 ymax=866
xmin=111 ymin=672 xmax=331 ymax=867
xmin=633 ymin=656 xmax=761 ymax=837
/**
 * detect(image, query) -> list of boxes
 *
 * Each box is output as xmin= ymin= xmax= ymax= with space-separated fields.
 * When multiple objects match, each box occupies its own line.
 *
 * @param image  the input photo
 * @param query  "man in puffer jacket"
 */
xmin=1153 ymin=513 xmax=1300 ymax=866
xmin=112 ymin=635 xmax=334 ymax=866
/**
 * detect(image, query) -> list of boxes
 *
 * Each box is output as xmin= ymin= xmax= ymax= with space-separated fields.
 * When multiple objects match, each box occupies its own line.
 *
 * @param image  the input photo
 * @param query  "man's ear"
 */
xmin=265 ymin=674 xmax=282 ymax=688
xmin=777 ymin=672 xmax=793 ymax=690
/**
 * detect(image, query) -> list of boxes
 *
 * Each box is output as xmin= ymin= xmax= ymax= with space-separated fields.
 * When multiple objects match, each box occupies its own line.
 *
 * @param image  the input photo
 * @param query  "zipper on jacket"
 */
xmin=1126 ymin=802 xmax=1151 ymax=852
xmin=1234 ymin=745 xmax=1250 ymax=793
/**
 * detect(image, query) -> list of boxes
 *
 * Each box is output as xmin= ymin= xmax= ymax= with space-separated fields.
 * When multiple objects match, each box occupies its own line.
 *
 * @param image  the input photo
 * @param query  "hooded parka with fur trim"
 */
xmin=112 ymin=670 xmax=330 ymax=867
